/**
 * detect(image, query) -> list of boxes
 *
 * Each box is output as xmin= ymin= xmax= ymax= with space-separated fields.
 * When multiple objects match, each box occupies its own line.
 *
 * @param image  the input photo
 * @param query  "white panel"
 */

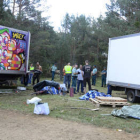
xmin=107 ymin=34 xmax=140 ymax=85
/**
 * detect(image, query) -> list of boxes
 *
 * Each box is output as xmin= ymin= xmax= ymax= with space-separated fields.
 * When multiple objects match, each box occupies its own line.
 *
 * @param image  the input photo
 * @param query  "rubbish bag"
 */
xmin=34 ymin=103 xmax=50 ymax=115
xmin=27 ymin=97 xmax=42 ymax=104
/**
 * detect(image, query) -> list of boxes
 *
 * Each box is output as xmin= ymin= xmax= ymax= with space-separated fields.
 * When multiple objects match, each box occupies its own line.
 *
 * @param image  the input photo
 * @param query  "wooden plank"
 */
xmin=96 ymin=97 xmax=127 ymax=102
xmin=89 ymin=98 xmax=99 ymax=104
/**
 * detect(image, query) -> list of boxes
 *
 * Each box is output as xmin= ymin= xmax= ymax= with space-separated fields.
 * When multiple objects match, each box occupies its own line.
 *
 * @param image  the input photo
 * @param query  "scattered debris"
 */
xmin=26 ymin=97 xmax=42 ymax=104
xmin=66 ymin=107 xmax=99 ymax=111
xmin=17 ymin=87 xmax=26 ymax=91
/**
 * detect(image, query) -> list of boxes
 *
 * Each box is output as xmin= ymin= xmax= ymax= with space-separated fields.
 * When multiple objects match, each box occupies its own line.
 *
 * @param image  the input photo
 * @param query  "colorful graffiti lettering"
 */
xmin=0 ymin=28 xmax=25 ymax=70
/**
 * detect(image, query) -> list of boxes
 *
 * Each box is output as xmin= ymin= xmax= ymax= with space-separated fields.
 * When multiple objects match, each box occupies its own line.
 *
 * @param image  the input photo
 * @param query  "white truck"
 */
xmin=107 ymin=33 xmax=140 ymax=103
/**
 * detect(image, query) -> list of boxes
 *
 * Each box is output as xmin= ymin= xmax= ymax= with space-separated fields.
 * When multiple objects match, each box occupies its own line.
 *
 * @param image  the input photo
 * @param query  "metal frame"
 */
xmin=108 ymin=81 xmax=140 ymax=90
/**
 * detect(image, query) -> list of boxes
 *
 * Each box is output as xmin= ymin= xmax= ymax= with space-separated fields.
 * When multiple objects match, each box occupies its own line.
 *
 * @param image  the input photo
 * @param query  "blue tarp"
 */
xmin=41 ymin=86 xmax=59 ymax=94
xmin=79 ymin=90 xmax=112 ymax=100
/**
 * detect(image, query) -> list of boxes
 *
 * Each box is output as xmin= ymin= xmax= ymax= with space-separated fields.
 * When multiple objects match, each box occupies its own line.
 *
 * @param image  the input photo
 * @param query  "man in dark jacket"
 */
xmin=82 ymin=60 xmax=92 ymax=94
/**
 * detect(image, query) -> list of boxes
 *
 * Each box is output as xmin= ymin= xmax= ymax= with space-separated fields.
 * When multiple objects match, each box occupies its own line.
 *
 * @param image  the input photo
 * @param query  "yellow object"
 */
xmin=64 ymin=65 xmax=72 ymax=74
xmin=30 ymin=66 xmax=34 ymax=70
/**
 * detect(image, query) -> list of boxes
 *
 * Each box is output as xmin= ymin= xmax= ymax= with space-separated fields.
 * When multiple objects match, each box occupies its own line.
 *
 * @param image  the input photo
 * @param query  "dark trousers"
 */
xmin=92 ymin=75 xmax=96 ymax=86
xmin=33 ymin=73 xmax=40 ymax=85
xmin=52 ymin=71 xmax=55 ymax=80
xmin=65 ymin=74 xmax=71 ymax=89
xmin=83 ymin=77 xmax=91 ymax=91
xmin=102 ymin=77 xmax=106 ymax=87
xmin=77 ymin=80 xmax=84 ymax=92
xmin=72 ymin=76 xmax=77 ymax=93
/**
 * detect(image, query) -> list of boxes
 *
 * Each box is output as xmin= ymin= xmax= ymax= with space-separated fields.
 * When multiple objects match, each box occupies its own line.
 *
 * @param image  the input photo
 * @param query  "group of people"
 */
xmin=22 ymin=62 xmax=42 ymax=86
xmin=62 ymin=60 xmax=107 ymax=94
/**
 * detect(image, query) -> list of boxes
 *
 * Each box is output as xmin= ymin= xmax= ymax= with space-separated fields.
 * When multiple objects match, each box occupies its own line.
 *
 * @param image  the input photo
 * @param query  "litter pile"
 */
xmin=111 ymin=105 xmax=140 ymax=119
xmin=79 ymin=90 xmax=111 ymax=100
xmin=27 ymin=97 xmax=50 ymax=115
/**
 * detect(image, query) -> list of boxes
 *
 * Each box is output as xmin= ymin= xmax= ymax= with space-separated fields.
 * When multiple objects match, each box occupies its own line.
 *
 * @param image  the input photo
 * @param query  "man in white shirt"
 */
xmin=77 ymin=65 xmax=84 ymax=94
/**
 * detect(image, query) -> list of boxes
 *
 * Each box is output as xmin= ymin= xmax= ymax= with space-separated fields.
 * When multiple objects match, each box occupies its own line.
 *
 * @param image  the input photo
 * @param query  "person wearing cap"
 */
xmin=101 ymin=67 xmax=107 ymax=87
xmin=51 ymin=63 xmax=57 ymax=81
xmin=72 ymin=64 xmax=78 ymax=94
xmin=92 ymin=65 xmax=97 ymax=86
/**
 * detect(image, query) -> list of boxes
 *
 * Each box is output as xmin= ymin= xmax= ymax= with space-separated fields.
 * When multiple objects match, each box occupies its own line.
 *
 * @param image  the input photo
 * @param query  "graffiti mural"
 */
xmin=0 ymin=27 xmax=29 ymax=71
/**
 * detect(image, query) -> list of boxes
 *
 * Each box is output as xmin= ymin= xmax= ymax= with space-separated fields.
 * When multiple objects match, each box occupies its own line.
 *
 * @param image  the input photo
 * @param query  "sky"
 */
xmin=43 ymin=0 xmax=111 ymax=31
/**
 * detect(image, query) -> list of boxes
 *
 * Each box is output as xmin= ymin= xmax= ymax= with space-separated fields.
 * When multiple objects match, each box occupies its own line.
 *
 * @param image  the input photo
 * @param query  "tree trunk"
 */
xmin=13 ymin=0 xmax=16 ymax=15
xmin=19 ymin=0 xmax=22 ymax=17
xmin=97 ymin=38 xmax=99 ymax=60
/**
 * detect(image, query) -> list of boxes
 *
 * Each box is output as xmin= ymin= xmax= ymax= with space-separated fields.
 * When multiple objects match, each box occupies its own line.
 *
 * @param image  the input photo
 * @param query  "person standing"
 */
xmin=72 ymin=64 xmax=78 ymax=94
xmin=63 ymin=68 xmax=66 ymax=84
xmin=33 ymin=62 xmax=42 ymax=85
xmin=82 ymin=60 xmax=92 ymax=94
xmin=64 ymin=63 xmax=72 ymax=90
xmin=51 ymin=63 xmax=57 ymax=81
xmin=101 ymin=67 xmax=107 ymax=87
xmin=92 ymin=65 xmax=97 ymax=86
xmin=77 ymin=65 xmax=84 ymax=94
xmin=28 ymin=64 xmax=34 ymax=84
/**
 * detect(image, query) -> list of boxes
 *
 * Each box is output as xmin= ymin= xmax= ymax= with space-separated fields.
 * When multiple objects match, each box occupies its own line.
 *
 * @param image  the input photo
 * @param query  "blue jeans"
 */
xmin=72 ymin=76 xmax=77 ymax=93
xmin=52 ymin=71 xmax=55 ymax=80
xmin=65 ymin=74 xmax=71 ymax=89
xmin=28 ymin=73 xmax=33 ymax=84
xmin=102 ymin=76 xmax=106 ymax=87
xmin=92 ymin=75 xmax=96 ymax=86
xmin=63 ymin=75 xmax=66 ymax=84
xmin=77 ymin=80 xmax=84 ymax=92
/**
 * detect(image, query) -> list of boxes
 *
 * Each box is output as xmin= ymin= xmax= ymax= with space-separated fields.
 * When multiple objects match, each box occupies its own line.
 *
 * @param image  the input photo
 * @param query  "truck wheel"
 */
xmin=127 ymin=90 xmax=137 ymax=103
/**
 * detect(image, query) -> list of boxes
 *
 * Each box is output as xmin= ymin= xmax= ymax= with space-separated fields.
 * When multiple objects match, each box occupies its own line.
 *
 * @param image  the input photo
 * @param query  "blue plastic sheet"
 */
xmin=41 ymin=86 xmax=59 ymax=94
xmin=79 ymin=90 xmax=112 ymax=100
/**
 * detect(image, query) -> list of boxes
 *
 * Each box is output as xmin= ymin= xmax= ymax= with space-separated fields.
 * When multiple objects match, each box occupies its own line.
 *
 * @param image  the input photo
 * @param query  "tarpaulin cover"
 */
xmin=111 ymin=105 xmax=140 ymax=119
xmin=79 ymin=90 xmax=111 ymax=100
xmin=33 ymin=80 xmax=60 ymax=91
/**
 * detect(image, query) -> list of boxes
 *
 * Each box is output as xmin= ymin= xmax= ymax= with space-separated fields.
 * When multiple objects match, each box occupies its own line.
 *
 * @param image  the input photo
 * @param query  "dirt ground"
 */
xmin=0 ymin=109 xmax=139 ymax=140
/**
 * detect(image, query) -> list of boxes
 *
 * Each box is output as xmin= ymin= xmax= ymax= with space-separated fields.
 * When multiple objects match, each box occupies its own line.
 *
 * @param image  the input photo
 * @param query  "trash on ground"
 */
xmin=17 ymin=87 xmax=26 ymax=91
xmin=111 ymin=105 xmax=140 ymax=119
xmin=34 ymin=103 xmax=50 ymax=115
xmin=26 ymin=97 xmax=42 ymax=104
xmin=79 ymin=90 xmax=111 ymax=100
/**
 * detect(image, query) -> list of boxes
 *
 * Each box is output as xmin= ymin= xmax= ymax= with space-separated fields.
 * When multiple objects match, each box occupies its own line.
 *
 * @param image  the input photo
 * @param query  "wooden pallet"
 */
xmin=95 ymin=96 xmax=127 ymax=102
xmin=89 ymin=98 xmax=130 ymax=108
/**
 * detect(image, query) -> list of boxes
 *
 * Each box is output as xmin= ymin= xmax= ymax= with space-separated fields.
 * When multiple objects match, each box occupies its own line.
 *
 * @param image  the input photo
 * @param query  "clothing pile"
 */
xmin=79 ymin=90 xmax=111 ymax=100
xmin=40 ymin=84 xmax=67 ymax=95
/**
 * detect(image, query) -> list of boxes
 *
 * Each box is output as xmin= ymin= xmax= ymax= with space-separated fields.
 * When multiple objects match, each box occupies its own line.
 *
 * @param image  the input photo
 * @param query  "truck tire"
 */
xmin=127 ymin=90 xmax=137 ymax=103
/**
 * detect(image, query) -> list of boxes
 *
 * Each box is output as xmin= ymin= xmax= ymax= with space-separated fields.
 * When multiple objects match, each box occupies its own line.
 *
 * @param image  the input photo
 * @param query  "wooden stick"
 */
xmin=66 ymin=107 xmax=99 ymax=111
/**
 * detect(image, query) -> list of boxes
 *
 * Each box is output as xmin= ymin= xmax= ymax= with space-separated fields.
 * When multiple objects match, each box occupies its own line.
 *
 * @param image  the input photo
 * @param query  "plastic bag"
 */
xmin=34 ymin=103 xmax=50 ymax=115
xmin=27 ymin=97 xmax=42 ymax=104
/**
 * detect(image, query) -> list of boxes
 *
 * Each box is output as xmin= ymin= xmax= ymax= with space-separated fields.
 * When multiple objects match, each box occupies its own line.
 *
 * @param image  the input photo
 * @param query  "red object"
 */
xmin=70 ymin=87 xmax=74 ymax=97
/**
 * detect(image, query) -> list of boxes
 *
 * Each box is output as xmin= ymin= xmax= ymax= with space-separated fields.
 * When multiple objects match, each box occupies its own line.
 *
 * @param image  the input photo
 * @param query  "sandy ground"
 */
xmin=0 ymin=109 xmax=139 ymax=140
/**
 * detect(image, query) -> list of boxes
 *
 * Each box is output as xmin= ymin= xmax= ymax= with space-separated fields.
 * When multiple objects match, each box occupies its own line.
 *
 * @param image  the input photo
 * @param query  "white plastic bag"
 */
xmin=26 ymin=97 xmax=42 ymax=105
xmin=34 ymin=103 xmax=50 ymax=115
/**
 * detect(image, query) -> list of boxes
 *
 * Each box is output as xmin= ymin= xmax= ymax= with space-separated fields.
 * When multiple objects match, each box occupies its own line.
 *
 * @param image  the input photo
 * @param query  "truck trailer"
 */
xmin=0 ymin=25 xmax=30 ymax=85
xmin=107 ymin=33 xmax=140 ymax=103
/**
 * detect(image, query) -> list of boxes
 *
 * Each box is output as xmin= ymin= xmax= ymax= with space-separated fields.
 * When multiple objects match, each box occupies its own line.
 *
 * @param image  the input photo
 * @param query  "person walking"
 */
xmin=77 ymin=65 xmax=84 ymax=94
xmin=72 ymin=64 xmax=78 ymax=94
xmin=33 ymin=62 xmax=42 ymax=85
xmin=92 ymin=65 xmax=97 ymax=86
xmin=82 ymin=60 xmax=92 ymax=94
xmin=64 ymin=63 xmax=72 ymax=90
xmin=101 ymin=67 xmax=107 ymax=87
xmin=51 ymin=63 xmax=57 ymax=81
xmin=28 ymin=64 xmax=34 ymax=84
